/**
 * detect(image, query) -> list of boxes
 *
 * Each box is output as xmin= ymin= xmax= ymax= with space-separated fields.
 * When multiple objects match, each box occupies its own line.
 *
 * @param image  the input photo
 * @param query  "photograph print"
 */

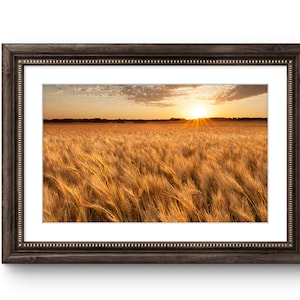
xmin=43 ymin=84 xmax=268 ymax=222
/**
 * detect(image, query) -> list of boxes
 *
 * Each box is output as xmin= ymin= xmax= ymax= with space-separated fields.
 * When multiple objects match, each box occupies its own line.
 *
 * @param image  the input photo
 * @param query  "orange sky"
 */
xmin=43 ymin=84 xmax=267 ymax=119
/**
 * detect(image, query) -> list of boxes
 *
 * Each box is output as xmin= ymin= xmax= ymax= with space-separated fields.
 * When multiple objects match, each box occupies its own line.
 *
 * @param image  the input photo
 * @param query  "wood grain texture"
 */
xmin=2 ymin=44 xmax=16 ymax=263
xmin=4 ymin=251 xmax=300 ymax=264
xmin=2 ymin=44 xmax=300 ymax=263
xmin=3 ymin=43 xmax=300 ymax=56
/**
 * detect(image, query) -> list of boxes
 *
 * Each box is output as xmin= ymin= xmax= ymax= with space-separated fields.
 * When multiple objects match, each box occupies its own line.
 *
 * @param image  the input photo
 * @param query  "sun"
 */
xmin=190 ymin=106 xmax=207 ymax=119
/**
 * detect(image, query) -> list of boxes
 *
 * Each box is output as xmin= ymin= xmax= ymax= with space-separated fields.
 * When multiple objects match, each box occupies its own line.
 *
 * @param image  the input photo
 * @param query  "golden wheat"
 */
xmin=43 ymin=120 xmax=267 ymax=222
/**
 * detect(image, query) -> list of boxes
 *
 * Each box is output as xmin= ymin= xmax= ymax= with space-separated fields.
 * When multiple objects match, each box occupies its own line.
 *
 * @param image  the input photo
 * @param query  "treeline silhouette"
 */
xmin=44 ymin=117 xmax=267 ymax=123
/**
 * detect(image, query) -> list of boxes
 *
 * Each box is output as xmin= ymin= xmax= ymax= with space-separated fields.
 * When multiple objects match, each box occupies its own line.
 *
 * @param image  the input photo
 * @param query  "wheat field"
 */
xmin=43 ymin=120 xmax=267 ymax=222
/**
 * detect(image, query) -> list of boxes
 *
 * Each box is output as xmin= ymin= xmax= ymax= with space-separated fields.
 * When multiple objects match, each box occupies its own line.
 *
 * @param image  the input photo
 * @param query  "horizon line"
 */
xmin=44 ymin=117 xmax=267 ymax=122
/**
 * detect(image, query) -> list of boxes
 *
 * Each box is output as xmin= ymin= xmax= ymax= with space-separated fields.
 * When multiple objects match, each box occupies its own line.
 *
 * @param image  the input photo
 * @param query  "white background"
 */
xmin=1 ymin=0 xmax=300 ymax=299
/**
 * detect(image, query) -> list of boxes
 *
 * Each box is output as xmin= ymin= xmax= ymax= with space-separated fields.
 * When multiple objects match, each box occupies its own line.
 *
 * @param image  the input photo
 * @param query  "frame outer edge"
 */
xmin=3 ymin=252 xmax=300 ymax=264
xmin=2 ymin=44 xmax=16 ymax=263
xmin=2 ymin=44 xmax=300 ymax=263
xmin=3 ymin=43 xmax=300 ymax=56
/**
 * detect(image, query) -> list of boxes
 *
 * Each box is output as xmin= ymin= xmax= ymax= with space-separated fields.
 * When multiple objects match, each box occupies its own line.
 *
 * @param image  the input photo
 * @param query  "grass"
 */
xmin=43 ymin=119 xmax=267 ymax=222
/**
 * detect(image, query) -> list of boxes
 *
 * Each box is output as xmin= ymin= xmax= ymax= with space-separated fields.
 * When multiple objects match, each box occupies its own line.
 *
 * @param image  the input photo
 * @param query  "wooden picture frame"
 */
xmin=2 ymin=44 xmax=300 ymax=263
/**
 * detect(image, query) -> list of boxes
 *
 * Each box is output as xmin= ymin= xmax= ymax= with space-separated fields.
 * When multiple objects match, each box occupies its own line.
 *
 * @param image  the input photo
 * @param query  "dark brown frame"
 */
xmin=2 ymin=44 xmax=300 ymax=263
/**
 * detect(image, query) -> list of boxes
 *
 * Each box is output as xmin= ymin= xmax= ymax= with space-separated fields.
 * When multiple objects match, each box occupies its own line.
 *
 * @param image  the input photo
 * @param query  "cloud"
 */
xmin=70 ymin=85 xmax=112 ymax=93
xmin=68 ymin=87 xmax=84 ymax=93
xmin=47 ymin=84 xmax=268 ymax=107
xmin=118 ymin=85 xmax=183 ymax=105
xmin=212 ymin=85 xmax=267 ymax=103
xmin=117 ymin=84 xmax=267 ymax=105
xmin=64 ymin=84 xmax=196 ymax=106
xmin=54 ymin=88 xmax=64 ymax=95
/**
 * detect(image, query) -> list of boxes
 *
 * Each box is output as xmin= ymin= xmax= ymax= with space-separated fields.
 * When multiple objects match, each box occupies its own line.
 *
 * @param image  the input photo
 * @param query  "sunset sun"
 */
xmin=190 ymin=106 xmax=207 ymax=119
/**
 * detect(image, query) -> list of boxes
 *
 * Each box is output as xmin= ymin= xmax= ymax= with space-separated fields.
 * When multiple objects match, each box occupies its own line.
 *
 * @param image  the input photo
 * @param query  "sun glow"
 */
xmin=190 ymin=106 xmax=207 ymax=119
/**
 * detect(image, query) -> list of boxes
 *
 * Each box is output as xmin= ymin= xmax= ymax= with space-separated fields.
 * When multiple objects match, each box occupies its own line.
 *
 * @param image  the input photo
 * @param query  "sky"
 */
xmin=43 ymin=84 xmax=268 ymax=119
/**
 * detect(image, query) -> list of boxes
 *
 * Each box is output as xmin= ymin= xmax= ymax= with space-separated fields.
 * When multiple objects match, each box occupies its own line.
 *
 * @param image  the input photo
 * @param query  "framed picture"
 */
xmin=2 ymin=44 xmax=300 ymax=263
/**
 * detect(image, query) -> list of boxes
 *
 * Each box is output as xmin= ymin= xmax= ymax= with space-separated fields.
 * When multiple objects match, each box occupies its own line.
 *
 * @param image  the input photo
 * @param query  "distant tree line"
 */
xmin=43 ymin=117 xmax=267 ymax=123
